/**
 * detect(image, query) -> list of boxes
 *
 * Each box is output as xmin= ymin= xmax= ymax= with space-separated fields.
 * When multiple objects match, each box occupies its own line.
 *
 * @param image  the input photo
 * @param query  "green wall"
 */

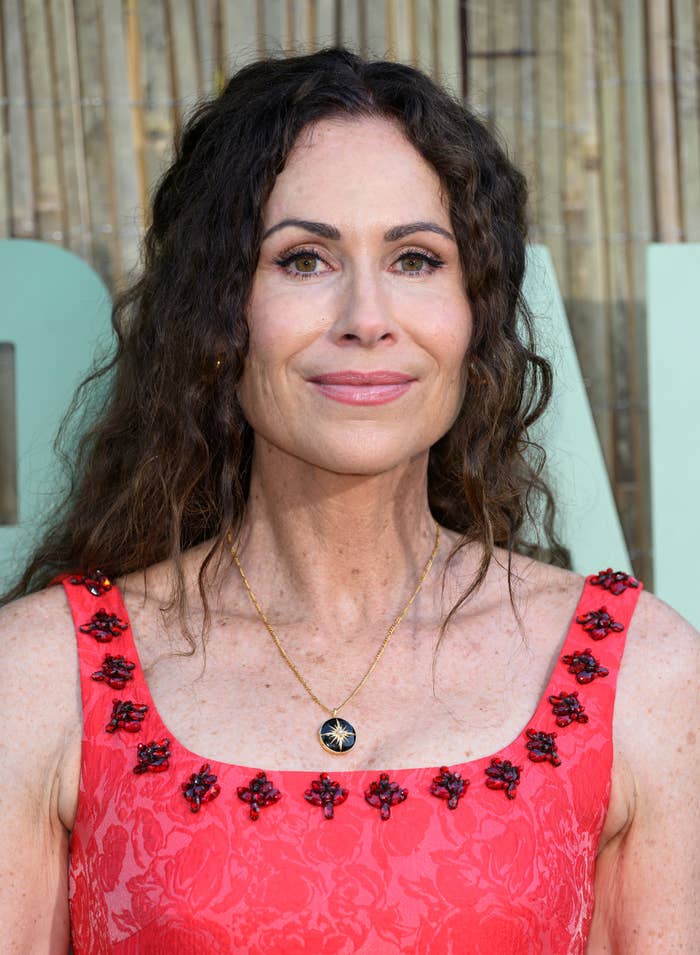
xmin=0 ymin=239 xmax=112 ymax=587
xmin=648 ymin=244 xmax=700 ymax=628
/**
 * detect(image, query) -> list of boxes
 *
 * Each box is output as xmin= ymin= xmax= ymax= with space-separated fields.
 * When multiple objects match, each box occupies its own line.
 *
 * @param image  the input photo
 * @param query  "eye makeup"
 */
xmin=272 ymin=247 xmax=446 ymax=280
xmin=397 ymin=250 xmax=446 ymax=275
xmin=273 ymin=247 xmax=329 ymax=279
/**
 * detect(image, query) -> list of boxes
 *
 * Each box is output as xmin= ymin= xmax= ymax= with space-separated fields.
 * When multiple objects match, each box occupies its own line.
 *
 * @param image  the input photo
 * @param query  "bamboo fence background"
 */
xmin=1 ymin=0 xmax=699 ymax=586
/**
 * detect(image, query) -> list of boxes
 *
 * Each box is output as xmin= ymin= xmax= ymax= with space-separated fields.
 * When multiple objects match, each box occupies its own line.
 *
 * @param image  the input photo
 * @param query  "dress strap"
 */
xmin=60 ymin=572 xmax=142 ymax=742
xmin=560 ymin=568 xmax=643 ymax=679
xmin=541 ymin=567 xmax=643 ymax=759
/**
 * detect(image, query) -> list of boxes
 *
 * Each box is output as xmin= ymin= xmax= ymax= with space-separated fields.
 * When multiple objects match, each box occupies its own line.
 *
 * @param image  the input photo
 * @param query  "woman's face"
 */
xmin=238 ymin=115 xmax=472 ymax=476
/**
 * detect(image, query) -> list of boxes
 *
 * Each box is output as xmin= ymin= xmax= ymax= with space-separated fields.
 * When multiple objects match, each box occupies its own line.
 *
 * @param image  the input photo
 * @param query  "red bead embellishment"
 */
xmin=429 ymin=765 xmax=468 ymax=810
xmin=590 ymin=568 xmax=639 ymax=596
xmin=549 ymin=690 xmax=588 ymax=727
xmin=70 ymin=570 xmax=113 ymax=596
xmin=575 ymin=606 xmax=624 ymax=640
xmin=562 ymin=648 xmax=610 ymax=684
xmin=304 ymin=772 xmax=349 ymax=820
xmin=237 ymin=771 xmax=282 ymax=820
xmin=133 ymin=738 xmax=171 ymax=774
xmin=79 ymin=609 xmax=128 ymax=643
xmin=365 ymin=772 xmax=409 ymax=819
xmin=105 ymin=699 xmax=148 ymax=733
xmin=484 ymin=758 xmax=521 ymax=799
xmin=525 ymin=729 xmax=561 ymax=766
xmin=91 ymin=654 xmax=135 ymax=689
xmin=182 ymin=763 xmax=221 ymax=812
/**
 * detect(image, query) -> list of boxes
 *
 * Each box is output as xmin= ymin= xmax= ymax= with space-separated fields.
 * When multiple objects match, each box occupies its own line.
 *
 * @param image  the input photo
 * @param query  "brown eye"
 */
xmin=293 ymin=254 xmax=318 ymax=273
xmin=400 ymin=254 xmax=425 ymax=272
xmin=273 ymin=249 xmax=327 ymax=279
xmin=395 ymin=251 xmax=445 ymax=276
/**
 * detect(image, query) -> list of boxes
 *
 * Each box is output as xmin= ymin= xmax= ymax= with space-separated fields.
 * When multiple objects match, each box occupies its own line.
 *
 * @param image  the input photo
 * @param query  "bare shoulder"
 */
xmin=589 ymin=595 xmax=699 ymax=950
xmin=0 ymin=585 xmax=82 ymax=812
xmin=624 ymin=586 xmax=698 ymax=652
xmin=0 ymin=588 xmax=77 ymax=951
xmin=0 ymin=587 xmax=81 ymax=778
xmin=0 ymin=583 xmax=79 ymax=684
xmin=614 ymin=589 xmax=698 ymax=757
xmin=0 ymin=583 xmax=80 ymax=698
xmin=601 ymin=589 xmax=698 ymax=855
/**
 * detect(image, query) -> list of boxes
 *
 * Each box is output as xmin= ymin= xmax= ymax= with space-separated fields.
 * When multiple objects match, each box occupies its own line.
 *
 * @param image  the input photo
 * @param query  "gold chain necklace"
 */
xmin=227 ymin=521 xmax=441 ymax=754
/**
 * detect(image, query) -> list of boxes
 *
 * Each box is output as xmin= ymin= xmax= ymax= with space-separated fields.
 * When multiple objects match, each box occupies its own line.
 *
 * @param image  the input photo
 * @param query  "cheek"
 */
xmin=422 ymin=304 xmax=471 ymax=426
xmin=246 ymin=280 xmax=323 ymax=362
xmin=243 ymin=304 xmax=302 ymax=386
xmin=238 ymin=293 xmax=321 ymax=424
xmin=426 ymin=301 xmax=472 ymax=377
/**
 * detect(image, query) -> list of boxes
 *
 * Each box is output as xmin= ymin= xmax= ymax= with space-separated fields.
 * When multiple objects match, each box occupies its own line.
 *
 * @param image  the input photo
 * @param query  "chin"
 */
xmin=294 ymin=432 xmax=432 ymax=477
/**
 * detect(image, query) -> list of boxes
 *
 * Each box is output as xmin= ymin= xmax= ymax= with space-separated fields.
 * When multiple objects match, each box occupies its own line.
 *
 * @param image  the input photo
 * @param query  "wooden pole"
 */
xmin=561 ymin=0 xmax=613 ymax=470
xmin=436 ymin=0 xmax=462 ymax=99
xmin=534 ymin=0 xmax=568 ymax=295
xmin=646 ymin=0 xmax=682 ymax=240
xmin=101 ymin=0 xmax=142 ymax=279
xmin=0 ymin=7 xmax=9 ymax=237
xmin=3 ymin=0 xmax=36 ymax=238
xmin=672 ymin=0 xmax=700 ymax=240
xmin=23 ymin=0 xmax=62 ymax=244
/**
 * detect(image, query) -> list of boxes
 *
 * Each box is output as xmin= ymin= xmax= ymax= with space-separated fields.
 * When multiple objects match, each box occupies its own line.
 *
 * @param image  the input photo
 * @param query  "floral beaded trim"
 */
xmin=105 ymin=699 xmax=148 ymax=733
xmin=484 ymin=758 xmax=521 ymax=799
xmin=305 ymin=773 xmax=348 ymax=819
xmin=89 ymin=567 xmax=639 ymax=820
xmin=575 ymin=607 xmax=624 ymax=641
xmin=525 ymin=730 xmax=561 ymax=767
xmin=79 ymin=609 xmax=129 ymax=643
xmin=589 ymin=568 xmax=639 ymax=595
xmin=134 ymin=739 xmax=171 ymax=774
xmin=182 ymin=764 xmax=220 ymax=813
xmin=237 ymin=772 xmax=283 ymax=820
xmin=365 ymin=773 xmax=409 ymax=819
xmin=429 ymin=766 xmax=468 ymax=810
xmin=548 ymin=690 xmax=588 ymax=727
xmin=562 ymin=648 xmax=609 ymax=684
xmin=70 ymin=571 xmax=113 ymax=596
xmin=91 ymin=654 xmax=135 ymax=689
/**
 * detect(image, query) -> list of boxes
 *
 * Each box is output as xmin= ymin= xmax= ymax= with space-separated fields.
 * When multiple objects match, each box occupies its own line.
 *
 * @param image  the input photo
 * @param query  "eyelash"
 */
xmin=272 ymin=246 xmax=446 ymax=280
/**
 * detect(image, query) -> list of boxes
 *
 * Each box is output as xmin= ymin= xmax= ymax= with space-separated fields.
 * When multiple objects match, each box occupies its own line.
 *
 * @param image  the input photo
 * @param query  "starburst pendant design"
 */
xmin=319 ymin=716 xmax=357 ymax=754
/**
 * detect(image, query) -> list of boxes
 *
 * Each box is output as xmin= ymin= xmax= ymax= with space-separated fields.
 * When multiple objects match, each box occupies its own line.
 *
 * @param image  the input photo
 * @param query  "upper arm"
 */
xmin=590 ymin=591 xmax=700 ymax=954
xmin=0 ymin=587 xmax=79 ymax=954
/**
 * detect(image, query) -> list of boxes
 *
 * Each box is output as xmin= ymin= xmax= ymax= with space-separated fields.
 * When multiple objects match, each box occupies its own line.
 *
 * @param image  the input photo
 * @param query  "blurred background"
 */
xmin=0 ymin=0 xmax=699 ymax=604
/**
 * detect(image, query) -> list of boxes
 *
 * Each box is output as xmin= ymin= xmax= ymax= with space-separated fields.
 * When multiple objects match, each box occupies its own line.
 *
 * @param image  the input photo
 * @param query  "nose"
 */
xmin=330 ymin=271 xmax=398 ymax=348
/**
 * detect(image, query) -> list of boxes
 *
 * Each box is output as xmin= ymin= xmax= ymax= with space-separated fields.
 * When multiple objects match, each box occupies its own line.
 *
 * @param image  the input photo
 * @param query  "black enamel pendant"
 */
xmin=319 ymin=716 xmax=357 ymax=754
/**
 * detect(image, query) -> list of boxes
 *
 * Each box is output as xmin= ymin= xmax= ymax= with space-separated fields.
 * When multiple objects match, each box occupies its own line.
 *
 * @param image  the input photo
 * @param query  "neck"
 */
xmin=226 ymin=440 xmax=443 ymax=630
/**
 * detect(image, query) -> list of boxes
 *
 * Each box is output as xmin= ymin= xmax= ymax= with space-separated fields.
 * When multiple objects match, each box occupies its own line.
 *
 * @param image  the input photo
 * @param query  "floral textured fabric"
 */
xmin=61 ymin=572 xmax=642 ymax=954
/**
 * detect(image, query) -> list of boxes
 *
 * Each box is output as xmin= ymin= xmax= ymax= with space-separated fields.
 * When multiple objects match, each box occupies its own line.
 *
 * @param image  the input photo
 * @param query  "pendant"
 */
xmin=319 ymin=715 xmax=356 ymax=754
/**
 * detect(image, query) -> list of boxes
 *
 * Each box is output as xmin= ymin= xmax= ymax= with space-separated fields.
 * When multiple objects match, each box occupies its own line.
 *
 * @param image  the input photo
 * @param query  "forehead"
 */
xmin=263 ymin=116 xmax=448 ymax=226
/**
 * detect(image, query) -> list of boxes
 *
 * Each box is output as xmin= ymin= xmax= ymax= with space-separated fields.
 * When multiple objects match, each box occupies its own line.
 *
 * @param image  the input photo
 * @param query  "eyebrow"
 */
xmin=261 ymin=218 xmax=455 ymax=243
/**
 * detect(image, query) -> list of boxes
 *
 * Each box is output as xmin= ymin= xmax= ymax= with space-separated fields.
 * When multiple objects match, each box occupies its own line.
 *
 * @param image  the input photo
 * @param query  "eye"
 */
xmin=273 ymin=248 xmax=330 ymax=279
xmin=394 ymin=250 xmax=446 ymax=276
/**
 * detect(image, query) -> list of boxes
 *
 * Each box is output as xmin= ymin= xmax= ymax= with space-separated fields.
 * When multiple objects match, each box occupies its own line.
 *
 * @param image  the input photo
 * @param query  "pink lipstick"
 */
xmin=308 ymin=370 xmax=415 ymax=406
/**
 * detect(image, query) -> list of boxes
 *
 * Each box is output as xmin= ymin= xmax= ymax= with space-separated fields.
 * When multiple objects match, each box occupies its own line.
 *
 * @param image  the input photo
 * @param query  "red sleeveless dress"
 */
xmin=61 ymin=569 xmax=642 ymax=954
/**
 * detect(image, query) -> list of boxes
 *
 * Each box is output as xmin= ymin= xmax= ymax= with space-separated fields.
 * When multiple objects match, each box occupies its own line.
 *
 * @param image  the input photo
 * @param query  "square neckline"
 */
xmin=103 ymin=575 xmax=594 ymax=782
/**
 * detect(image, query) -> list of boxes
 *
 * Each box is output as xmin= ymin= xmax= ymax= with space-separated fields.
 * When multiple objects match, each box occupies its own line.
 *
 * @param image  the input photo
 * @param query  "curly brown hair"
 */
xmin=3 ymin=47 xmax=566 ymax=634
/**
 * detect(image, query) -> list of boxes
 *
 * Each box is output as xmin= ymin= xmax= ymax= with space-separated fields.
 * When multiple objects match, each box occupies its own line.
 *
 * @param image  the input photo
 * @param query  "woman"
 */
xmin=0 ymin=47 xmax=696 ymax=954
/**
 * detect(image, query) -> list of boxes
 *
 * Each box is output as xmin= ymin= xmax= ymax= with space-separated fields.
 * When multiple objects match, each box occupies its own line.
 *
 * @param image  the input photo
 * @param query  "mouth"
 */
xmin=308 ymin=370 xmax=416 ymax=406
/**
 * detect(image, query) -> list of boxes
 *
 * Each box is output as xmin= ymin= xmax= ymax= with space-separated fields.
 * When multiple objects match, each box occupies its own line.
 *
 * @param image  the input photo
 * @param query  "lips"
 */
xmin=308 ymin=370 xmax=416 ymax=406
xmin=309 ymin=371 xmax=415 ymax=386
